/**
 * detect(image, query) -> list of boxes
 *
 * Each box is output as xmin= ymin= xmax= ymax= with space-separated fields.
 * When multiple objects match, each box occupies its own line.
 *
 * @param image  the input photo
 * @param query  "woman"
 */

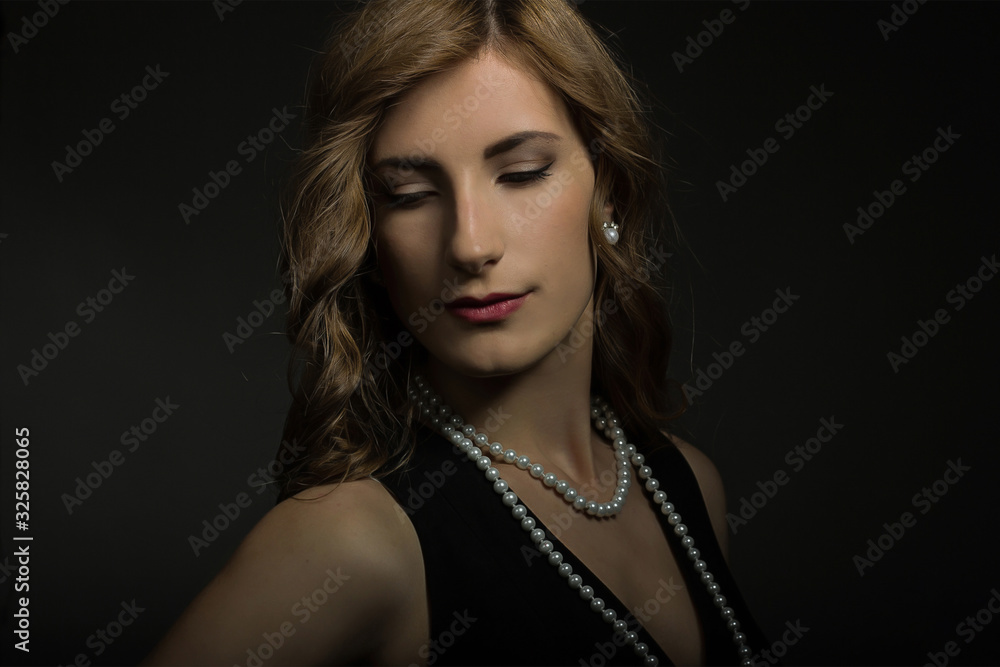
xmin=144 ymin=0 xmax=767 ymax=665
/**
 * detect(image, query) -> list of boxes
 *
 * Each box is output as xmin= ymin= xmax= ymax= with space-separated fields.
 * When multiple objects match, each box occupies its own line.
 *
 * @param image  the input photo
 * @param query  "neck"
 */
xmin=421 ymin=316 xmax=603 ymax=483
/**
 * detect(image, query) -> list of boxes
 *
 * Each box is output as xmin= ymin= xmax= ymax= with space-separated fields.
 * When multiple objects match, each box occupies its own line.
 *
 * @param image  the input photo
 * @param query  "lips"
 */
xmin=446 ymin=292 xmax=529 ymax=323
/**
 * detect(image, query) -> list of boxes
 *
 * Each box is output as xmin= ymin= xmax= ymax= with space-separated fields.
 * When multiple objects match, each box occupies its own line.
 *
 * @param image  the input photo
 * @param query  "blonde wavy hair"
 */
xmin=275 ymin=0 xmax=686 ymax=502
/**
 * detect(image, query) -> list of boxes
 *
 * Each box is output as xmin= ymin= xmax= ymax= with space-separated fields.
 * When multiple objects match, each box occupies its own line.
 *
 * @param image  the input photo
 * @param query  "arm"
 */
xmin=142 ymin=478 xmax=427 ymax=666
xmin=661 ymin=432 xmax=730 ymax=559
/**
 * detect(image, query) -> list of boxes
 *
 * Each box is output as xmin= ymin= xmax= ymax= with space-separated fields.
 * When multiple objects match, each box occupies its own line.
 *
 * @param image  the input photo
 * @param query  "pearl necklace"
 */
xmin=410 ymin=376 xmax=753 ymax=666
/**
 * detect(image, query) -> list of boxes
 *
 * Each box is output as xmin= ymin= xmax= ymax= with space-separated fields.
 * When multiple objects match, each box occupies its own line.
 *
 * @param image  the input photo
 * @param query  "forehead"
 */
xmin=370 ymin=50 xmax=577 ymax=164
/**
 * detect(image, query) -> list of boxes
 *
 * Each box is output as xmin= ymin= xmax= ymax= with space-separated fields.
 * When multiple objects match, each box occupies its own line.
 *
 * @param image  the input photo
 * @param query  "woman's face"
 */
xmin=369 ymin=49 xmax=607 ymax=378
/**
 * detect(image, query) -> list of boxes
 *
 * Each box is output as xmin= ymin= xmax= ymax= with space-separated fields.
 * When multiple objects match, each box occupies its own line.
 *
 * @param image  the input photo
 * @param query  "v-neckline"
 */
xmin=408 ymin=423 xmax=728 ymax=665
xmin=516 ymin=450 xmax=708 ymax=667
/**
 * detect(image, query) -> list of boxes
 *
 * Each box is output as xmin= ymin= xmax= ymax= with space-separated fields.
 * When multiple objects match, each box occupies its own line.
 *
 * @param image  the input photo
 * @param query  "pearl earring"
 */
xmin=602 ymin=220 xmax=620 ymax=245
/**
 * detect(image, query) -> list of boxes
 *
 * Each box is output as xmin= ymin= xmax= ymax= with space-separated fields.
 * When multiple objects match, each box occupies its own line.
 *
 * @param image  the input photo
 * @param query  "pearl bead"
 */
xmin=644 ymin=655 xmax=659 ymax=666
xmin=687 ymin=548 xmax=700 ymax=561
xmin=521 ymin=517 xmax=535 ymax=531
xmin=529 ymin=463 xmax=544 ymax=478
xmin=539 ymin=540 xmax=553 ymax=554
xmin=516 ymin=456 xmax=530 ymax=469
xmin=638 ymin=466 xmax=652 ymax=480
xmin=602 ymin=609 xmax=617 ymax=623
xmin=568 ymin=574 xmax=582 ymax=589
xmin=530 ymin=528 xmax=545 ymax=543
xmin=467 ymin=446 xmax=481 ymax=460
xmin=489 ymin=442 xmax=503 ymax=455
xmin=660 ymin=502 xmax=674 ymax=515
xmin=667 ymin=512 xmax=682 ymax=526
xmin=558 ymin=563 xmax=573 ymax=577
xmin=674 ymin=523 xmax=688 ymax=536
xmin=493 ymin=480 xmax=508 ymax=494
xmin=502 ymin=491 xmax=518 ymax=507
xmin=578 ymin=585 xmax=594 ymax=600
xmin=631 ymin=452 xmax=644 ymax=465
xmin=542 ymin=473 xmax=558 ymax=487
xmin=644 ymin=478 xmax=659 ymax=491
xmin=462 ymin=425 xmax=475 ymax=436
xmin=503 ymin=449 xmax=517 ymax=464
xmin=485 ymin=467 xmax=499 ymax=481
xmin=694 ymin=560 xmax=707 ymax=572
xmin=603 ymin=227 xmax=619 ymax=244
xmin=590 ymin=597 xmax=605 ymax=612
xmin=681 ymin=536 xmax=694 ymax=548
xmin=476 ymin=457 xmax=491 ymax=470
xmin=713 ymin=594 xmax=727 ymax=608
xmin=555 ymin=480 xmax=569 ymax=494
xmin=623 ymin=631 xmax=637 ymax=645
xmin=564 ymin=488 xmax=577 ymax=501
xmin=634 ymin=642 xmax=649 ymax=656
xmin=474 ymin=433 xmax=488 ymax=445
xmin=548 ymin=551 xmax=563 ymax=566
xmin=613 ymin=619 xmax=627 ymax=633
xmin=573 ymin=496 xmax=588 ymax=510
xmin=511 ymin=505 xmax=527 ymax=520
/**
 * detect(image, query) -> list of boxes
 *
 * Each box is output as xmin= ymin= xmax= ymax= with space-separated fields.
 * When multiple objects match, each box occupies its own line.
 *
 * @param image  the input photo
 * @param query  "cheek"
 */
xmin=375 ymin=227 xmax=440 ymax=317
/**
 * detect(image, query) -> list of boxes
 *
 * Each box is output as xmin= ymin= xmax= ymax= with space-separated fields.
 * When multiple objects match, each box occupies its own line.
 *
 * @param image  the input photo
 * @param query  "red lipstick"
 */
xmin=446 ymin=292 xmax=529 ymax=323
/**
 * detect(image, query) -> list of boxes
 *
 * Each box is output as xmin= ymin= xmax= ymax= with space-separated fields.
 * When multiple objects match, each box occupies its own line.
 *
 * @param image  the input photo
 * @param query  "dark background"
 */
xmin=1 ymin=1 xmax=998 ymax=665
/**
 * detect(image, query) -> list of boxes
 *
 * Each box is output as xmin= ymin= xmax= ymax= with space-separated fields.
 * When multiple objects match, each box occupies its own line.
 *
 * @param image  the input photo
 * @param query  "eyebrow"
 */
xmin=370 ymin=130 xmax=563 ymax=172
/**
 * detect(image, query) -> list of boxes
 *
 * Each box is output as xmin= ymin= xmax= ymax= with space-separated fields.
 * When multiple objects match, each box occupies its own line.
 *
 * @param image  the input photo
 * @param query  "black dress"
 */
xmin=379 ymin=422 xmax=769 ymax=666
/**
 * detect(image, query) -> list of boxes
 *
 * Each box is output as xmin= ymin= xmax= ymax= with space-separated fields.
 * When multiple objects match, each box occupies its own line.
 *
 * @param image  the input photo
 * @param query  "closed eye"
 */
xmin=379 ymin=161 xmax=555 ymax=208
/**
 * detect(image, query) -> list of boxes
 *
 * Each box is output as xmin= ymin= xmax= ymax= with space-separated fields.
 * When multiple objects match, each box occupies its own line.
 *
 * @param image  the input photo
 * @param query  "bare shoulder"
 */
xmin=143 ymin=478 xmax=426 ymax=666
xmin=661 ymin=431 xmax=729 ymax=556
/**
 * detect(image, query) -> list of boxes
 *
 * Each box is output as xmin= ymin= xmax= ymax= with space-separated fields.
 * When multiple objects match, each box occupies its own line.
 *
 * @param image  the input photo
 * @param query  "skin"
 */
xmin=143 ymin=47 xmax=729 ymax=667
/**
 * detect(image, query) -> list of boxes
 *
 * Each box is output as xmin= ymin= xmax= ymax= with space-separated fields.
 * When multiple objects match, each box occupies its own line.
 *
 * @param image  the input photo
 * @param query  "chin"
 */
xmin=426 ymin=337 xmax=550 ymax=379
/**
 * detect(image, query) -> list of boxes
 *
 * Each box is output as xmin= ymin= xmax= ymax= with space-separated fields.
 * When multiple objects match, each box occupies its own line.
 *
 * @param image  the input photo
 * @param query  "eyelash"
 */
xmin=383 ymin=162 xmax=554 ymax=208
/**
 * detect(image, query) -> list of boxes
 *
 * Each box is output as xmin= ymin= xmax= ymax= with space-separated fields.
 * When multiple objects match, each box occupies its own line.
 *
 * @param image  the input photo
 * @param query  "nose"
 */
xmin=446 ymin=180 xmax=504 ymax=274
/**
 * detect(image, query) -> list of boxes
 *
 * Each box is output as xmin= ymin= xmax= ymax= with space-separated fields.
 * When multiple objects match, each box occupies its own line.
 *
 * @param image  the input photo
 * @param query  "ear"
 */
xmin=601 ymin=201 xmax=614 ymax=223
